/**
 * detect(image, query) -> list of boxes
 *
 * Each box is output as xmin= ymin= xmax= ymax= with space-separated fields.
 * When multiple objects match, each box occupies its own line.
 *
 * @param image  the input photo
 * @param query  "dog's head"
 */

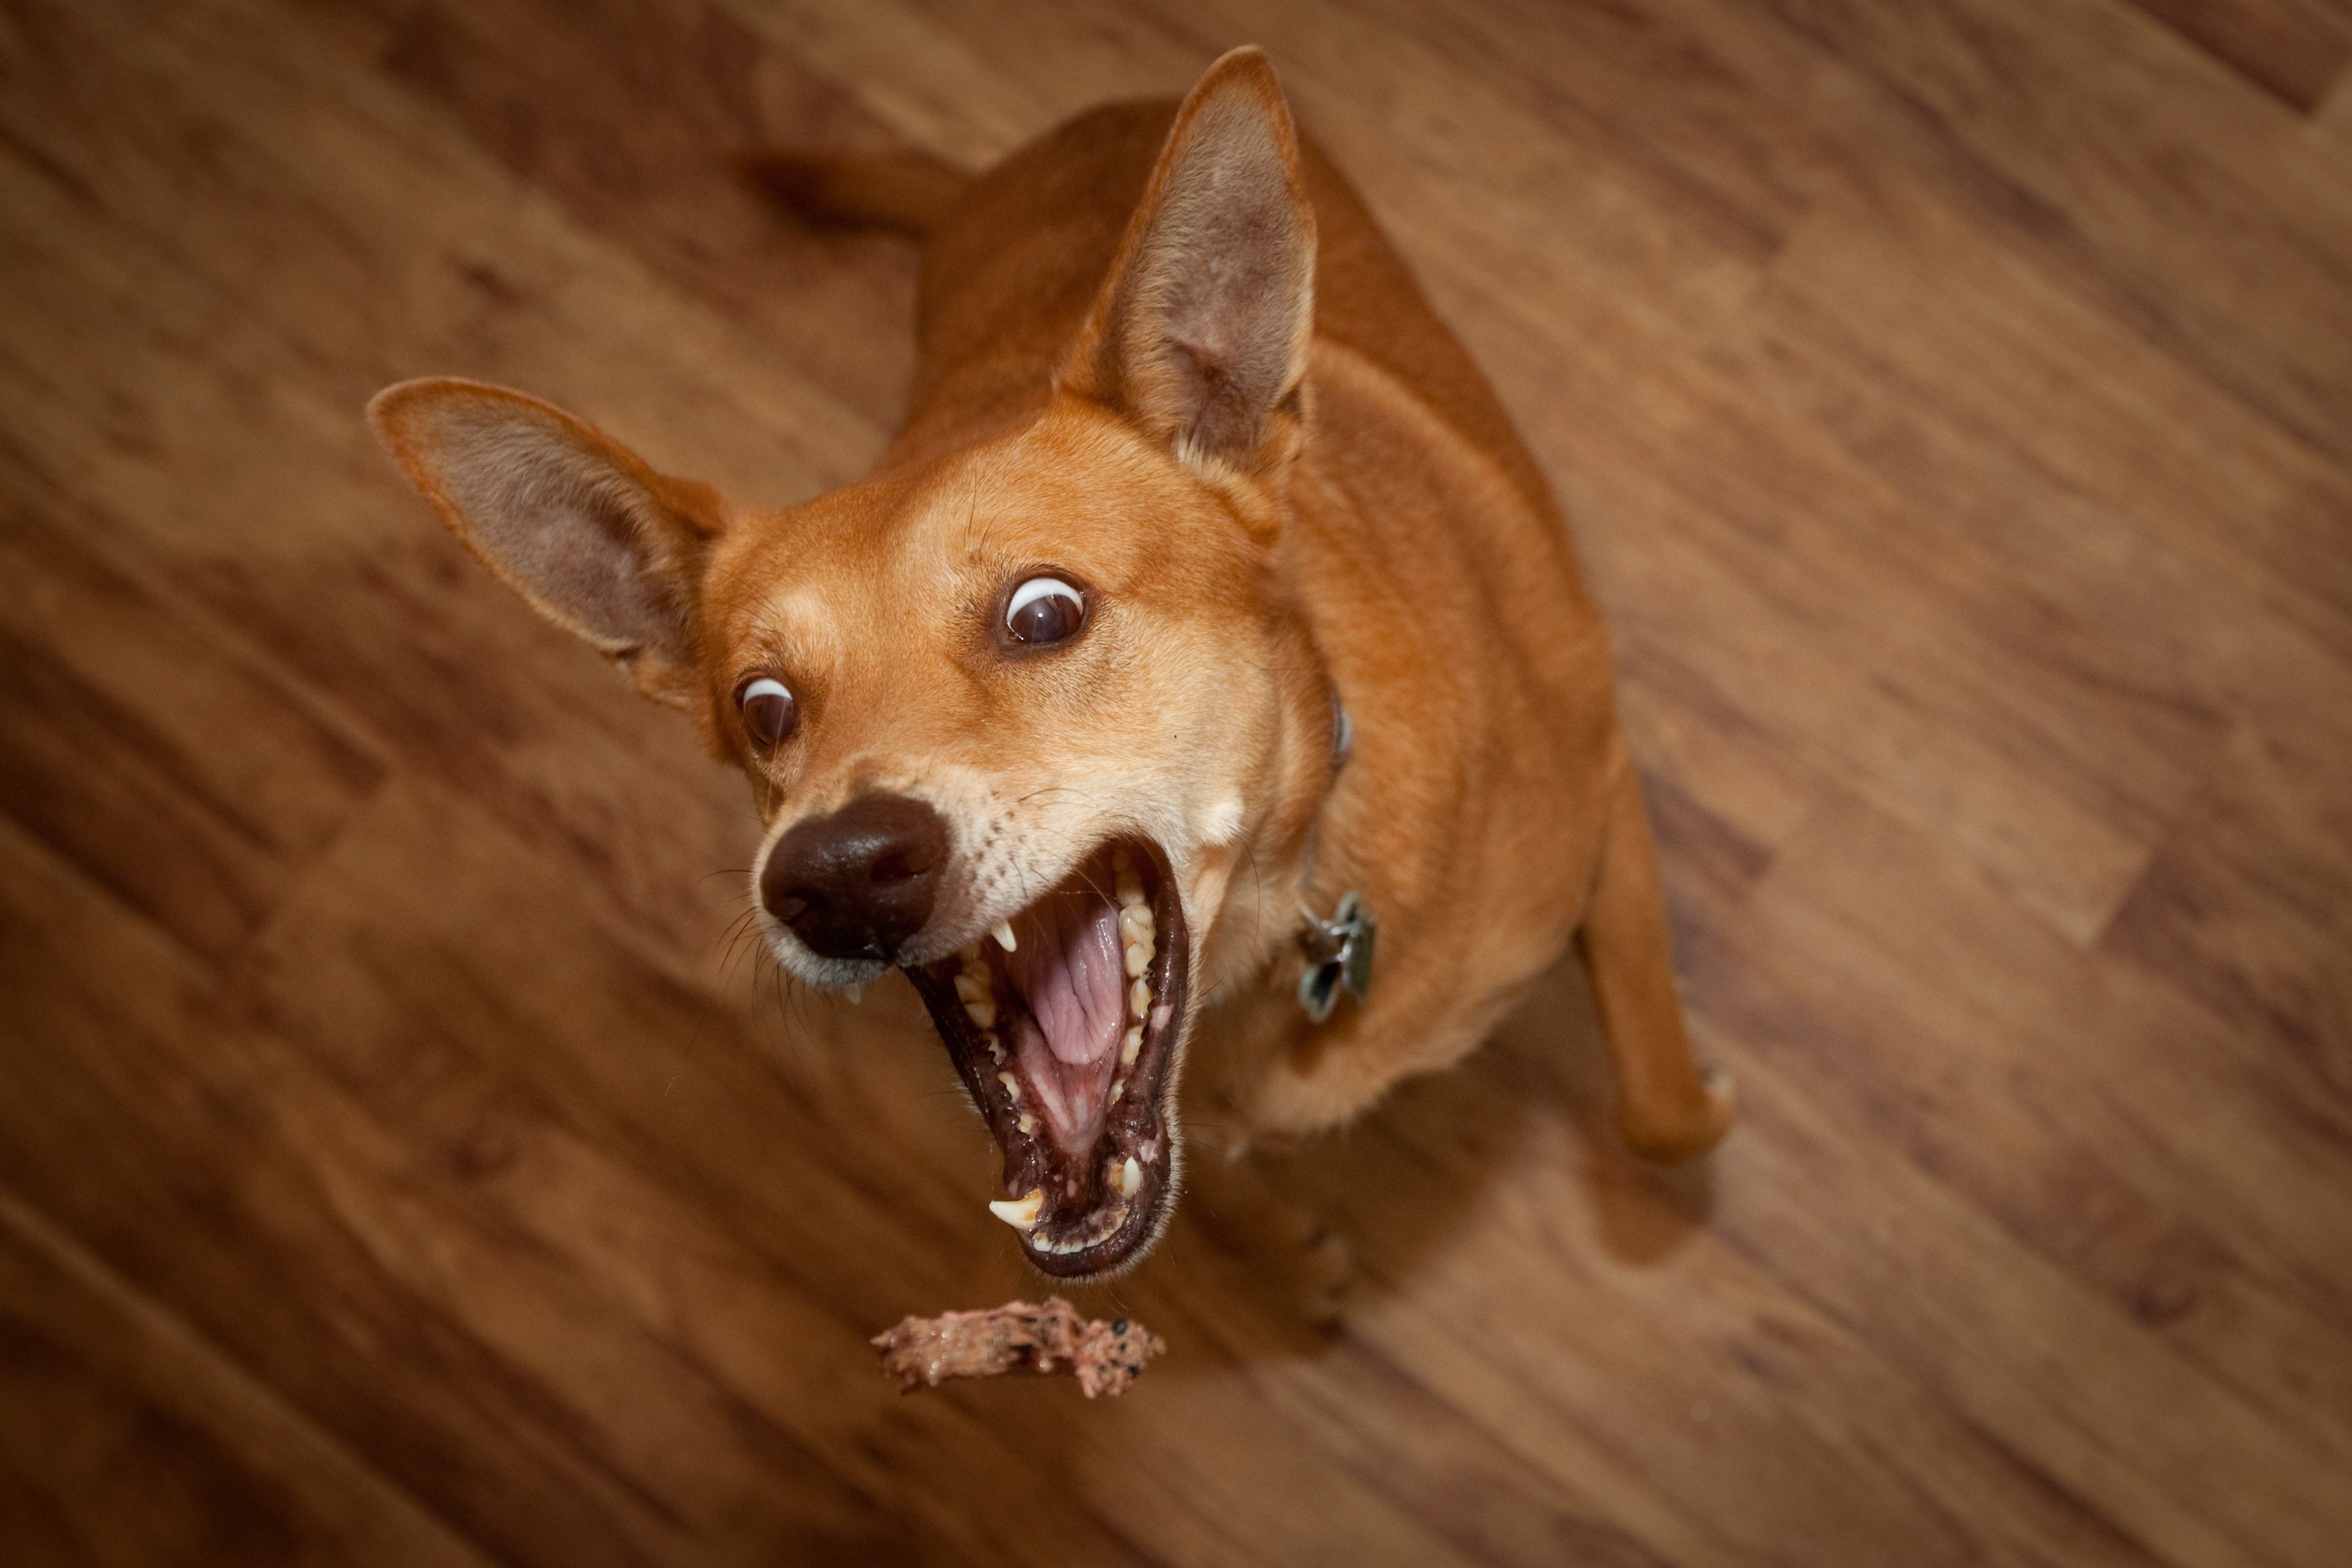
xmin=368 ymin=50 xmax=1329 ymax=1276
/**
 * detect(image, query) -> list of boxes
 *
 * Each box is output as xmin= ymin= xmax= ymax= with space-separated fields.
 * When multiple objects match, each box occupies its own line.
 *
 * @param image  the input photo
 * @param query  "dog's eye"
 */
xmin=736 ymin=676 xmax=797 ymax=747
xmin=1005 ymin=577 xmax=1084 ymax=645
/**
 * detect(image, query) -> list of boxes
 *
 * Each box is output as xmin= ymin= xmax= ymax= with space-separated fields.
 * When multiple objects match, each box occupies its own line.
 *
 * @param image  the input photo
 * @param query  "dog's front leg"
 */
xmin=1574 ymin=762 xmax=1736 ymax=1164
xmin=1181 ymin=1111 xmax=1353 ymax=1328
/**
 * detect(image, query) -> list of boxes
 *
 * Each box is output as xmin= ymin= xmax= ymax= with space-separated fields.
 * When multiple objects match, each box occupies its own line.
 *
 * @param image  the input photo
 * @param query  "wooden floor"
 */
xmin=5 ymin=0 xmax=2351 ymax=1562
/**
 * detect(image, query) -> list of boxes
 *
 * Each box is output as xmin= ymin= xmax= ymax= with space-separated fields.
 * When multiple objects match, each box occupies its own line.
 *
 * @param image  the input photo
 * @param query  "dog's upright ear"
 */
xmin=368 ymin=378 xmax=727 ymax=710
xmin=1063 ymin=46 xmax=1317 ymax=483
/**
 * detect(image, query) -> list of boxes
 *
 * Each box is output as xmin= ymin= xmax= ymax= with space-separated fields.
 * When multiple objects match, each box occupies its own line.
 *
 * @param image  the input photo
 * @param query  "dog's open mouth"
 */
xmin=904 ymin=840 xmax=1187 ymax=1277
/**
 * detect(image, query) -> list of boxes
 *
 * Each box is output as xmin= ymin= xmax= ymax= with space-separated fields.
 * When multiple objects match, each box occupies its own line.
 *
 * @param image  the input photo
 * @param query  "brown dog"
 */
xmin=369 ymin=48 xmax=1731 ymax=1286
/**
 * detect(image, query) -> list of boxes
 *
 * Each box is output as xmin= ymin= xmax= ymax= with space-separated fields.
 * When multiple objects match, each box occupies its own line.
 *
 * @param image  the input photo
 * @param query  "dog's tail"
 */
xmin=738 ymin=149 xmax=973 ymax=239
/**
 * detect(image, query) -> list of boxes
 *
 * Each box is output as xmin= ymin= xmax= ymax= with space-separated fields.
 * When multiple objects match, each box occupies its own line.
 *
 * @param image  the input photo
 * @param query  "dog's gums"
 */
xmin=904 ymin=841 xmax=1187 ymax=1276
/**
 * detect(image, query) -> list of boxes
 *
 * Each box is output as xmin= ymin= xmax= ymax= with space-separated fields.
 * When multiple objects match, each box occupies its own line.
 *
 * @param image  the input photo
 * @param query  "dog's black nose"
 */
xmin=761 ymin=793 xmax=950 ymax=962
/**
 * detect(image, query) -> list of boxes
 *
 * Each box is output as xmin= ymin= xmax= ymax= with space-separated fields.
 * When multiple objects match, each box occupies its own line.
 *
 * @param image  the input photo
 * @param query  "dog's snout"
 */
xmin=761 ymin=794 xmax=950 ymax=962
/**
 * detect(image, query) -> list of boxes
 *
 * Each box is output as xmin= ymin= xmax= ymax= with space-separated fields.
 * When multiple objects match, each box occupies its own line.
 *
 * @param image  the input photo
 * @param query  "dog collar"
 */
xmin=1296 ymin=691 xmax=1375 ymax=1023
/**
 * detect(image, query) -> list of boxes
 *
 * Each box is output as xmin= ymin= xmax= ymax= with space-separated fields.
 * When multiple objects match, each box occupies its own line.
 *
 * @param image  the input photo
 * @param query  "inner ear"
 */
xmin=432 ymin=416 xmax=690 ymax=656
xmin=1066 ymin=48 xmax=1317 ymax=475
xmin=369 ymin=378 xmax=726 ymax=705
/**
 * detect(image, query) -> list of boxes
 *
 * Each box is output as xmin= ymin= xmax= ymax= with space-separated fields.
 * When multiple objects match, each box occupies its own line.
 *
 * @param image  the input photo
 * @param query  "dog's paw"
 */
xmin=1619 ymin=1065 xmax=1736 ymax=1165
xmin=1301 ymin=1222 xmax=1354 ymax=1330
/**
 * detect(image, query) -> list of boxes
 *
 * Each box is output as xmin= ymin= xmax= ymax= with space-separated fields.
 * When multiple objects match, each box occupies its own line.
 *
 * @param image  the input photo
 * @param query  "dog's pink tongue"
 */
xmin=1008 ymin=893 xmax=1124 ymax=1068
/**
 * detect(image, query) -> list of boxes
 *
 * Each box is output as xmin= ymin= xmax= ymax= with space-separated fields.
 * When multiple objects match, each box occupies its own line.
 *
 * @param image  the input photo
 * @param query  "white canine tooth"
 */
xmin=964 ymin=998 xmax=996 ymax=1030
xmin=993 ymin=920 xmax=1018 ymax=953
xmin=954 ymin=971 xmax=989 ymax=1004
xmin=1115 ymin=1156 xmax=1141 ymax=1196
xmin=1130 ymin=978 xmax=1151 ymax=1019
xmin=1121 ymin=1025 xmax=1142 ymax=1065
xmin=998 ymin=1072 xmax=1021 ymax=1104
xmin=988 ymin=1189 xmax=1043 ymax=1229
xmin=1110 ymin=1081 xmax=1123 ymax=1104
xmin=1124 ymin=941 xmax=1150 ymax=978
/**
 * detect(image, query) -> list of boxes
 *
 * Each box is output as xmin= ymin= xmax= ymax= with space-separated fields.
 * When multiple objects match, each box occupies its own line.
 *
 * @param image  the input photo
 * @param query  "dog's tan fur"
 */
xmin=370 ymin=49 xmax=1730 ymax=1285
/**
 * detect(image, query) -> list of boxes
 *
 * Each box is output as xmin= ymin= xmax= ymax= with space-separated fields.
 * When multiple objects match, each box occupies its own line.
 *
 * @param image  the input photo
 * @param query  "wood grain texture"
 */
xmin=3 ymin=0 xmax=2348 ymax=1563
xmin=2119 ymin=0 xmax=2352 ymax=111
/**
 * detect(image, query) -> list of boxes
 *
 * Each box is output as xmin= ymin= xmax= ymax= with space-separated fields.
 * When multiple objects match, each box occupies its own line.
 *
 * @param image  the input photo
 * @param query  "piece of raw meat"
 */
xmin=872 ymin=1298 xmax=1165 ymax=1398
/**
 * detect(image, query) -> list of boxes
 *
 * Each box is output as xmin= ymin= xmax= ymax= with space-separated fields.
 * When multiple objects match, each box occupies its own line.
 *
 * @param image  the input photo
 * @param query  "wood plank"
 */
xmin=2117 ymin=0 xmax=2352 ymax=112
xmin=0 ymin=0 xmax=874 ymax=965
xmin=2314 ymin=56 xmax=2352 ymax=163
xmin=1268 ymin=973 xmax=2186 ymax=1568
xmin=1641 ymin=0 xmax=2352 ymax=465
xmin=1706 ymin=795 xmax=2352 ymax=1473
xmin=0 ymin=811 xmax=957 ymax=1564
xmin=0 ymin=483 xmax=385 ymax=967
xmin=0 ymin=1192 xmax=492 ymax=1568
xmin=2102 ymin=723 xmax=2352 ymax=1135
xmin=373 ymin=0 xmax=925 ymax=433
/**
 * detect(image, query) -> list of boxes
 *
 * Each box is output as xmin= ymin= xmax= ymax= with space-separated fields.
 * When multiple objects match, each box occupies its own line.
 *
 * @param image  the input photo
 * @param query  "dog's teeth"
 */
xmin=1035 ymin=1203 xmax=1131 ymax=1255
xmin=1124 ymin=940 xmax=1150 ymax=978
xmin=985 ymin=1035 xmax=1004 ymax=1064
xmin=1110 ymin=1080 xmax=1124 ymax=1104
xmin=992 ymin=920 xmax=1018 ymax=953
xmin=1116 ymin=870 xmax=1145 ymax=908
xmin=1130 ymin=978 xmax=1151 ymax=1019
xmin=965 ymin=998 xmax=996 ymax=1030
xmin=1111 ymin=1156 xmax=1141 ymax=1196
xmin=1118 ymin=904 xmax=1153 ymax=944
xmin=998 ymin=1072 xmax=1021 ymax=1104
xmin=988 ymin=1189 xmax=1044 ymax=1230
xmin=1122 ymin=1025 xmax=1142 ymax=1065
xmin=1017 ymin=1112 xmax=1037 ymax=1135
xmin=954 ymin=971 xmax=989 ymax=1005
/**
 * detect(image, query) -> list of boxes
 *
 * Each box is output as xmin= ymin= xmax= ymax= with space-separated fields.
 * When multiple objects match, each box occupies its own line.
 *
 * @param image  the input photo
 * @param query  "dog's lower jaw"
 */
xmin=906 ymin=837 xmax=1193 ymax=1278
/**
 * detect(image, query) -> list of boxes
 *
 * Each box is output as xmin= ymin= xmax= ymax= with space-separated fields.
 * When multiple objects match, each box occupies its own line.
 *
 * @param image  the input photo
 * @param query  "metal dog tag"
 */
xmin=1297 ymin=891 xmax=1377 ymax=1024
